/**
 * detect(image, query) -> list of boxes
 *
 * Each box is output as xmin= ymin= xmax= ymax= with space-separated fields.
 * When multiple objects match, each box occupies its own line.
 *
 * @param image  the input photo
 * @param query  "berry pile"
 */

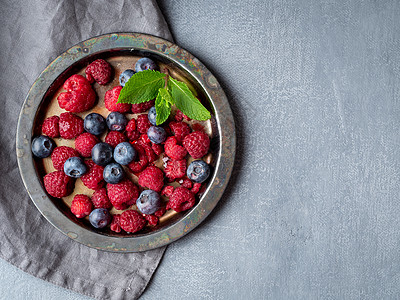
xmin=32 ymin=57 xmax=212 ymax=234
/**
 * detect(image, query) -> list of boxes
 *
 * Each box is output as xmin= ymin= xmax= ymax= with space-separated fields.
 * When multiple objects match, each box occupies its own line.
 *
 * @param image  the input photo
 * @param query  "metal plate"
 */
xmin=16 ymin=33 xmax=235 ymax=252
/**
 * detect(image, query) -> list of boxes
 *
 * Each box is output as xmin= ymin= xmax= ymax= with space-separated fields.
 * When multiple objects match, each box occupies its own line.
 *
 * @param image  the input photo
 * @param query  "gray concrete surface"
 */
xmin=2 ymin=0 xmax=400 ymax=299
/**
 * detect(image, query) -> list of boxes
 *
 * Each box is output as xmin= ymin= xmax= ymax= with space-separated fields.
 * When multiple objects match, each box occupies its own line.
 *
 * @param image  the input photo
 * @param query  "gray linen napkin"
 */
xmin=0 ymin=1 xmax=172 ymax=299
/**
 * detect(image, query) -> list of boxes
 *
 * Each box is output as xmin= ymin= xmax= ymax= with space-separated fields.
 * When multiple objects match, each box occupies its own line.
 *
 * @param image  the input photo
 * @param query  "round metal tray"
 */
xmin=16 ymin=33 xmax=235 ymax=252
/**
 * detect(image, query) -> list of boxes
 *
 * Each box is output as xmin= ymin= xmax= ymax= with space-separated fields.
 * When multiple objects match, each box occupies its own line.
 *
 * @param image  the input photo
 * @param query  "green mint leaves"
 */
xmin=117 ymin=70 xmax=211 ymax=125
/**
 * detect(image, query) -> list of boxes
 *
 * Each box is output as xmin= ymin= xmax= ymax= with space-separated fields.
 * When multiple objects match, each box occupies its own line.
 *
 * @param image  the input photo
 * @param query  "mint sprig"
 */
xmin=117 ymin=70 xmax=211 ymax=125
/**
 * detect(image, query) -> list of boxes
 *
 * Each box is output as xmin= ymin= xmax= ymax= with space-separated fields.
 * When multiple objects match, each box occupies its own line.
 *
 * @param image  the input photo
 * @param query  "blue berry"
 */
xmin=89 ymin=208 xmax=112 ymax=229
xmin=136 ymin=189 xmax=161 ymax=215
xmin=148 ymin=106 xmax=157 ymax=126
xmin=114 ymin=142 xmax=136 ymax=165
xmin=106 ymin=112 xmax=128 ymax=132
xmin=135 ymin=58 xmax=158 ymax=72
xmin=31 ymin=135 xmax=55 ymax=158
xmin=64 ymin=157 xmax=87 ymax=178
xmin=91 ymin=142 xmax=114 ymax=166
xmin=186 ymin=160 xmax=210 ymax=183
xmin=84 ymin=113 xmax=106 ymax=136
xmin=147 ymin=126 xmax=166 ymax=144
xmin=119 ymin=69 xmax=135 ymax=86
xmin=103 ymin=163 xmax=125 ymax=184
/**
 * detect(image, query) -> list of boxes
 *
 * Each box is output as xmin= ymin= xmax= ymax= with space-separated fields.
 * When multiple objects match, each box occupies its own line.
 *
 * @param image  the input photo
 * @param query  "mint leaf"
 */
xmin=155 ymin=88 xmax=173 ymax=125
xmin=118 ymin=70 xmax=166 ymax=104
xmin=168 ymin=78 xmax=211 ymax=120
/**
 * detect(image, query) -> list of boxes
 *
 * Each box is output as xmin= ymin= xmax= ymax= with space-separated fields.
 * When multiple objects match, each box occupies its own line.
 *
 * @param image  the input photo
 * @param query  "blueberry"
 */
xmin=91 ymin=142 xmax=114 ymax=166
xmin=103 ymin=163 xmax=125 ymax=184
xmin=135 ymin=58 xmax=158 ymax=72
xmin=136 ymin=189 xmax=161 ymax=215
xmin=147 ymin=126 xmax=166 ymax=144
xmin=106 ymin=112 xmax=128 ymax=132
xmin=89 ymin=208 xmax=112 ymax=229
xmin=84 ymin=113 xmax=106 ymax=136
xmin=186 ymin=160 xmax=210 ymax=183
xmin=64 ymin=157 xmax=87 ymax=178
xmin=114 ymin=142 xmax=136 ymax=165
xmin=31 ymin=135 xmax=55 ymax=158
xmin=119 ymin=69 xmax=135 ymax=86
xmin=148 ymin=106 xmax=157 ymax=126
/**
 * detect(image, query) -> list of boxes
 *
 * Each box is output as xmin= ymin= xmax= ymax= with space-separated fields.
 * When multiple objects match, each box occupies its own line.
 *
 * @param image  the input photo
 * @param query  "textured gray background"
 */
xmin=2 ymin=0 xmax=400 ymax=299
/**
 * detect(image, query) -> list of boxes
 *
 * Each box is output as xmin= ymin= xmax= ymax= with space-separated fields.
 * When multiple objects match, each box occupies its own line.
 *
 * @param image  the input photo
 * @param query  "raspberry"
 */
xmin=51 ymin=146 xmax=79 ymax=170
xmin=70 ymin=194 xmax=92 ymax=218
xmin=144 ymin=214 xmax=158 ymax=226
xmin=164 ymin=159 xmax=187 ymax=181
xmin=140 ymin=134 xmax=150 ymax=144
xmin=182 ymin=131 xmax=210 ymax=159
xmin=154 ymin=207 xmax=167 ymax=217
xmin=81 ymin=160 xmax=105 ymax=190
xmin=57 ymin=75 xmax=96 ymax=113
xmin=104 ymin=86 xmax=131 ymax=113
xmin=105 ymin=131 xmax=127 ymax=148
xmin=126 ymin=130 xmax=140 ymax=142
xmin=138 ymin=166 xmax=164 ymax=192
xmin=151 ymin=143 xmax=163 ymax=156
xmin=175 ymin=110 xmax=191 ymax=121
xmin=128 ymin=143 xmax=148 ymax=173
xmin=191 ymin=183 xmax=202 ymax=194
xmin=75 ymin=133 xmax=98 ymax=157
xmin=180 ymin=178 xmax=193 ymax=189
xmin=42 ymin=116 xmax=60 ymax=138
xmin=43 ymin=170 xmax=75 ymax=198
xmin=131 ymin=100 xmax=155 ymax=113
xmin=59 ymin=112 xmax=84 ymax=139
xmin=107 ymin=179 xmax=139 ymax=210
xmin=168 ymin=187 xmax=195 ymax=212
xmin=110 ymin=214 xmax=121 ymax=233
xmin=136 ymin=114 xmax=151 ymax=134
xmin=169 ymin=121 xmax=191 ymax=142
xmin=85 ymin=59 xmax=113 ymax=85
xmin=125 ymin=118 xmax=136 ymax=131
xmin=164 ymin=136 xmax=187 ymax=160
xmin=137 ymin=140 xmax=157 ymax=163
xmin=119 ymin=210 xmax=146 ymax=233
xmin=91 ymin=188 xmax=112 ymax=209
xmin=161 ymin=185 xmax=174 ymax=197
xmin=191 ymin=123 xmax=205 ymax=132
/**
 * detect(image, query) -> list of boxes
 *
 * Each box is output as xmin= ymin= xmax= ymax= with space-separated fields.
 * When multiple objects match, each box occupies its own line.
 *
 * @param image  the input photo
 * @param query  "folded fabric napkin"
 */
xmin=0 ymin=0 xmax=172 ymax=299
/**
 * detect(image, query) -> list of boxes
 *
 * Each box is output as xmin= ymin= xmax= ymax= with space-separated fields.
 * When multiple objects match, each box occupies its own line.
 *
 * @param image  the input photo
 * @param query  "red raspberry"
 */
xmin=191 ymin=123 xmax=205 ymax=132
xmin=169 ymin=121 xmax=191 ymax=142
xmin=85 ymin=59 xmax=113 ymax=85
xmin=42 ymin=116 xmax=60 ymax=138
xmin=140 ymin=134 xmax=150 ymax=144
xmin=128 ymin=143 xmax=148 ymax=173
xmin=110 ymin=214 xmax=122 ymax=233
xmin=164 ymin=159 xmax=187 ymax=181
xmin=191 ymin=183 xmax=202 ymax=194
xmin=151 ymin=143 xmax=163 ymax=156
xmin=104 ymin=86 xmax=131 ymax=113
xmin=70 ymin=194 xmax=93 ymax=218
xmin=183 ymin=131 xmax=210 ymax=159
xmin=164 ymin=137 xmax=187 ymax=160
xmin=138 ymin=166 xmax=164 ymax=192
xmin=59 ymin=112 xmax=84 ymax=139
xmin=168 ymin=187 xmax=195 ymax=212
xmin=125 ymin=118 xmax=136 ymax=131
xmin=120 ymin=210 xmax=146 ymax=233
xmin=137 ymin=140 xmax=157 ymax=163
xmin=131 ymin=100 xmax=155 ymax=113
xmin=51 ymin=146 xmax=79 ymax=170
xmin=126 ymin=130 xmax=140 ymax=141
xmin=161 ymin=185 xmax=174 ymax=197
xmin=154 ymin=207 xmax=167 ymax=217
xmin=81 ymin=160 xmax=105 ymax=190
xmin=91 ymin=188 xmax=112 ymax=209
xmin=175 ymin=110 xmax=191 ymax=121
xmin=43 ymin=171 xmax=75 ymax=198
xmin=136 ymin=114 xmax=151 ymax=134
xmin=107 ymin=179 xmax=139 ymax=210
xmin=57 ymin=75 xmax=96 ymax=113
xmin=180 ymin=178 xmax=193 ymax=189
xmin=75 ymin=133 xmax=98 ymax=157
xmin=105 ymin=131 xmax=127 ymax=148
xmin=144 ymin=214 xmax=159 ymax=226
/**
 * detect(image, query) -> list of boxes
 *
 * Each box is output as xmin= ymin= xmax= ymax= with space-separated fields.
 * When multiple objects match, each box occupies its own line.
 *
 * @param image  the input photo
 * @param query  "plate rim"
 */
xmin=16 ymin=32 xmax=236 ymax=252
